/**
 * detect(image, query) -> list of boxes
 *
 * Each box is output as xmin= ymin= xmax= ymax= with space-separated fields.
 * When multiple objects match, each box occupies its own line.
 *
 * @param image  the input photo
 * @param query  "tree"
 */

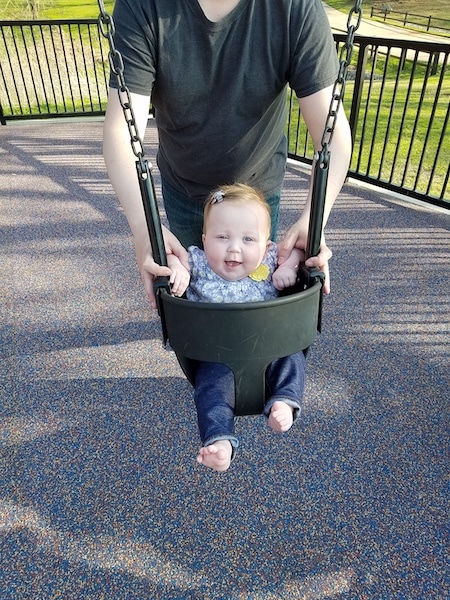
xmin=27 ymin=0 xmax=39 ymax=19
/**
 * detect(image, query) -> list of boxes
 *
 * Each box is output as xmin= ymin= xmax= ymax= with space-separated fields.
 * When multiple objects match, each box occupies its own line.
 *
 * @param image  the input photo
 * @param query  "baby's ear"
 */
xmin=202 ymin=233 xmax=206 ymax=243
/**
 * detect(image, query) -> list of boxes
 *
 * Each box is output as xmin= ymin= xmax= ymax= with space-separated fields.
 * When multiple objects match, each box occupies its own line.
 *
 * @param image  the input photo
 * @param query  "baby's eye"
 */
xmin=217 ymin=234 xmax=228 ymax=240
xmin=244 ymin=236 xmax=256 ymax=242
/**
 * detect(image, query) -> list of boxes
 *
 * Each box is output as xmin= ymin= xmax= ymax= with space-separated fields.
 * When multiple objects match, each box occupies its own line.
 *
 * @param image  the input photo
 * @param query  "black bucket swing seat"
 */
xmin=138 ymin=160 xmax=326 ymax=417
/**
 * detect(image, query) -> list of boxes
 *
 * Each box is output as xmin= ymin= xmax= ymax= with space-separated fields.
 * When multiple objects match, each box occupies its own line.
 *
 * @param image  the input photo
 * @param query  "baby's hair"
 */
xmin=204 ymin=183 xmax=271 ymax=239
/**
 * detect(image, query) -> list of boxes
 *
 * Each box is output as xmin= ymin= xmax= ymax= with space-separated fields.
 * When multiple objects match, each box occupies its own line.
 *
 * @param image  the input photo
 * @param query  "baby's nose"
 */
xmin=227 ymin=241 xmax=241 ymax=252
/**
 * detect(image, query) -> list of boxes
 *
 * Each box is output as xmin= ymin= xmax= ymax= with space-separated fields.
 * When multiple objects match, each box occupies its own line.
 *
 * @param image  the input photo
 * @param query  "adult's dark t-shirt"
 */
xmin=110 ymin=0 xmax=338 ymax=200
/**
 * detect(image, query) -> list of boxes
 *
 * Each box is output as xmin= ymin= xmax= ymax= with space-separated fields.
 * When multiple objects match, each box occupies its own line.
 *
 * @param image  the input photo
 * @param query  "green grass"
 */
xmin=352 ymin=49 xmax=448 ymax=198
xmin=351 ymin=81 xmax=448 ymax=195
xmin=3 ymin=1 xmax=449 ymax=31
xmin=1 ymin=1 xmax=115 ymax=20
xmin=0 ymin=20 xmax=109 ymax=116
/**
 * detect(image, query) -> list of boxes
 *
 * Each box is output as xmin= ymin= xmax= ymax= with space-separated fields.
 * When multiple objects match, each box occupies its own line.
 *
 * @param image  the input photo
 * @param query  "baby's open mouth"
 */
xmin=225 ymin=261 xmax=241 ymax=267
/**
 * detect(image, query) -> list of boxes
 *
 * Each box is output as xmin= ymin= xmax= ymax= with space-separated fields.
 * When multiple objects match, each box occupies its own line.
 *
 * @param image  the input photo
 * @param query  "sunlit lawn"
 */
xmin=2 ymin=1 xmax=115 ymax=20
xmin=287 ymin=49 xmax=449 ymax=198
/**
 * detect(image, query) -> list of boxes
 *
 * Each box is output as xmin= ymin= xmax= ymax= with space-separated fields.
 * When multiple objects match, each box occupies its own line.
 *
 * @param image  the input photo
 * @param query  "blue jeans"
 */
xmin=193 ymin=352 xmax=306 ymax=450
xmin=161 ymin=177 xmax=281 ymax=247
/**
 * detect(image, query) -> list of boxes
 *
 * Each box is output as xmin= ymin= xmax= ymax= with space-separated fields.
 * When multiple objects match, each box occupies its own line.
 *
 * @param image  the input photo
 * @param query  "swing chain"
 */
xmin=97 ymin=0 xmax=147 ymax=174
xmin=317 ymin=0 xmax=363 ymax=166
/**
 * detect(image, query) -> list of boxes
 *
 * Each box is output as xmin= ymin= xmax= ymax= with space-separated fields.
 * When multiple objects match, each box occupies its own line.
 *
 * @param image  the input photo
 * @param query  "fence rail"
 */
xmin=0 ymin=21 xmax=449 ymax=207
xmin=370 ymin=7 xmax=450 ymax=36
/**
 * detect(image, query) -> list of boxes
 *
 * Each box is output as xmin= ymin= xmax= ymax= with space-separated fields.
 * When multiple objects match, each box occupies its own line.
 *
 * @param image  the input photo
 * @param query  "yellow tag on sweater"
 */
xmin=249 ymin=264 xmax=270 ymax=282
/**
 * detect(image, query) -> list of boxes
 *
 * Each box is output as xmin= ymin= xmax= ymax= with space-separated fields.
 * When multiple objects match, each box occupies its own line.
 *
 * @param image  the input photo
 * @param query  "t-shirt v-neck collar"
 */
xmin=189 ymin=0 xmax=251 ymax=30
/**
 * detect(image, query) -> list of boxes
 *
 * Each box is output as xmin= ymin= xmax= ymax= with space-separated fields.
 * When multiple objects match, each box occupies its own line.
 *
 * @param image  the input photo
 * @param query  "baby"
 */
xmin=167 ymin=184 xmax=306 ymax=471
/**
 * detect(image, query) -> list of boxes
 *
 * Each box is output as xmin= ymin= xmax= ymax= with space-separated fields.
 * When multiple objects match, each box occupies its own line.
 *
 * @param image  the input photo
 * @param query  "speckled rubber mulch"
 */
xmin=1 ymin=120 xmax=449 ymax=599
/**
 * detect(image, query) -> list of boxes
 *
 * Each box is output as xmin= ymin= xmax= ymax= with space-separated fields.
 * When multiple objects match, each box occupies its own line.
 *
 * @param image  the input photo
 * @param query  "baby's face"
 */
xmin=202 ymin=201 xmax=270 ymax=281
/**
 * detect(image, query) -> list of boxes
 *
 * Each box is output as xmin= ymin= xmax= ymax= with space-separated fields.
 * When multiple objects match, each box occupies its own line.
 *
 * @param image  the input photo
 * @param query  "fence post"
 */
xmin=0 ymin=103 xmax=6 ymax=125
xmin=348 ymin=41 xmax=369 ymax=147
xmin=431 ymin=52 xmax=439 ymax=76
xmin=398 ymin=48 xmax=407 ymax=72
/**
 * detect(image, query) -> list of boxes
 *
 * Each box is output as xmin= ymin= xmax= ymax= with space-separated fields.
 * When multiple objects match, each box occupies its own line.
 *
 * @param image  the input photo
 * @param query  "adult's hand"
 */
xmin=136 ymin=226 xmax=189 ymax=309
xmin=279 ymin=86 xmax=351 ymax=295
xmin=278 ymin=221 xmax=332 ymax=294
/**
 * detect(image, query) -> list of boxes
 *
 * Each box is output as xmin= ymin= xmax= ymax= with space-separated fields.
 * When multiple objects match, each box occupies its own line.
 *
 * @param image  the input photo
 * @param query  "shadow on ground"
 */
xmin=1 ymin=121 xmax=449 ymax=599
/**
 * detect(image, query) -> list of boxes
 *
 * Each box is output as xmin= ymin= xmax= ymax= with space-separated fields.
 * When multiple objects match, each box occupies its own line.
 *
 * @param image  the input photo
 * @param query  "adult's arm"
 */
xmin=278 ymin=85 xmax=352 ymax=294
xmin=103 ymin=88 xmax=189 ymax=308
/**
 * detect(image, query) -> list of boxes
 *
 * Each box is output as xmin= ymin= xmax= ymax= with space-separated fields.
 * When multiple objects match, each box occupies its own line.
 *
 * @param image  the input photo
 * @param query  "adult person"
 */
xmin=103 ymin=0 xmax=352 ymax=308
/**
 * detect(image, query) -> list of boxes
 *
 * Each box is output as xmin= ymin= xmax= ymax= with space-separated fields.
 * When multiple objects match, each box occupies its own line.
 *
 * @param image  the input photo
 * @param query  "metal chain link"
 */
xmin=318 ymin=0 xmax=363 ymax=164
xmin=97 ymin=0 xmax=147 ymax=172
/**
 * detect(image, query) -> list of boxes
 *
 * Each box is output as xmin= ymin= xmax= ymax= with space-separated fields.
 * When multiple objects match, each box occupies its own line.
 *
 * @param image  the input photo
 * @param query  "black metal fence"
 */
xmin=288 ymin=34 xmax=449 ymax=208
xmin=0 ymin=19 xmax=108 ymax=121
xmin=1 ymin=21 xmax=449 ymax=207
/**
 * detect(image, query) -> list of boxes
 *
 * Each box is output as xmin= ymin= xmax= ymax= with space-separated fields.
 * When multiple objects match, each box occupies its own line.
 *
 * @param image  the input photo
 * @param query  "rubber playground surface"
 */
xmin=1 ymin=119 xmax=449 ymax=598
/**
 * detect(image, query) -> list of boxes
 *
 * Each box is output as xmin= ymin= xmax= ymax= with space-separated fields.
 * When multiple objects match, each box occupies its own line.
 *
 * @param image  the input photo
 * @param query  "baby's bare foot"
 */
xmin=197 ymin=440 xmax=233 ymax=472
xmin=268 ymin=400 xmax=294 ymax=433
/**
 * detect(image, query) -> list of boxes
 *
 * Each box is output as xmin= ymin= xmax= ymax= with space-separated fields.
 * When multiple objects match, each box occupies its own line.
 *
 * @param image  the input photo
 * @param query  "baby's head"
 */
xmin=203 ymin=184 xmax=271 ymax=237
xmin=202 ymin=184 xmax=272 ymax=281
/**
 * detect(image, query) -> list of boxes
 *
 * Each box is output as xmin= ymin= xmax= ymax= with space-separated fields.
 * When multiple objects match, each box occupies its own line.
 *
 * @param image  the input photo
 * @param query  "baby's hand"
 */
xmin=167 ymin=254 xmax=190 ymax=297
xmin=273 ymin=247 xmax=303 ymax=291
xmin=272 ymin=265 xmax=297 ymax=291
